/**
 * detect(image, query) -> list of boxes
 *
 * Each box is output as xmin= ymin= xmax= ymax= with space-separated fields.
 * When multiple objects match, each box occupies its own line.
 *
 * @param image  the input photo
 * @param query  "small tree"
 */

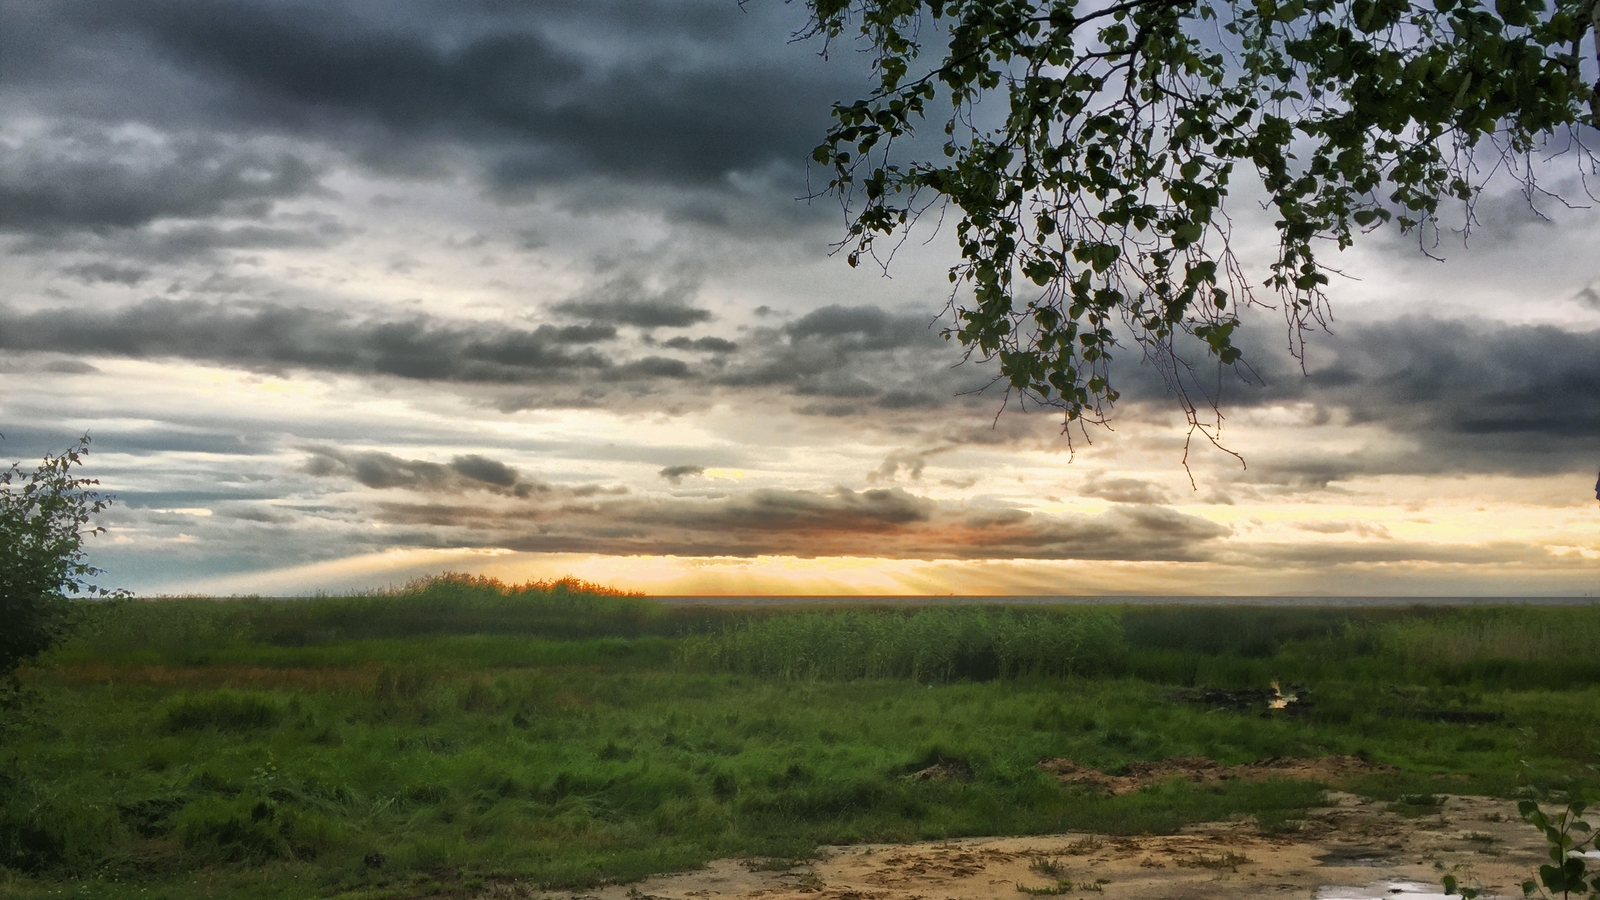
xmin=0 ymin=436 xmax=120 ymax=693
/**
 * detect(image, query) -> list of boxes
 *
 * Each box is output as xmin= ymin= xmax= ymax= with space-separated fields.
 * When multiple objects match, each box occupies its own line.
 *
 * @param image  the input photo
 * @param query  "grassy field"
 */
xmin=2 ymin=575 xmax=1597 ymax=899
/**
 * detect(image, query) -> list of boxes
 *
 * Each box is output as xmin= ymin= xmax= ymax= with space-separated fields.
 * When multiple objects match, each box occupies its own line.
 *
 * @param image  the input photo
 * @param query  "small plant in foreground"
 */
xmin=1517 ymin=793 xmax=1598 ymax=899
xmin=1444 ymin=791 xmax=1597 ymax=899
xmin=1028 ymin=855 xmax=1065 ymax=877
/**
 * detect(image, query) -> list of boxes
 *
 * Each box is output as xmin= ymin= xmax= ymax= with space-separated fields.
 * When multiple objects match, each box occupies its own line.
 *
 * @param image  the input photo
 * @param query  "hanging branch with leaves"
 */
xmin=806 ymin=0 xmax=1600 ymax=445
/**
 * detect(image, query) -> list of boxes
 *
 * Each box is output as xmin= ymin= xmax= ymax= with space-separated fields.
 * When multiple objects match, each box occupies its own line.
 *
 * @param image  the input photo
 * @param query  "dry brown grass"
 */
xmin=40 ymin=663 xmax=384 ymax=692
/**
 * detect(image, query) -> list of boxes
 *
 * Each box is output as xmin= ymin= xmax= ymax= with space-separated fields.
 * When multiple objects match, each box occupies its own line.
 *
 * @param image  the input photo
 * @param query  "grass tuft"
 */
xmin=161 ymin=690 xmax=284 ymax=733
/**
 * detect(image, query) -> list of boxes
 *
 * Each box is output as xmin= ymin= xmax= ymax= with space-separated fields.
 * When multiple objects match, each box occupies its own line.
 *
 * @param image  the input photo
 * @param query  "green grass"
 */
xmin=2 ymin=578 xmax=1597 ymax=899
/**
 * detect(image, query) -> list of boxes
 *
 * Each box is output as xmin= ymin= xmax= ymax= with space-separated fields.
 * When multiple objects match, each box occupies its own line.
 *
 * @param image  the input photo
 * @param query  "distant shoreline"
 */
xmin=651 ymin=594 xmax=1600 ymax=607
xmin=126 ymin=593 xmax=1600 ymax=605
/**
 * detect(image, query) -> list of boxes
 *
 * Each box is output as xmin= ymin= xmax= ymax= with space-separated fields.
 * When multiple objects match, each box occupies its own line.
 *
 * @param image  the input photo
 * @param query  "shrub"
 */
xmin=1 ymin=436 xmax=120 ymax=695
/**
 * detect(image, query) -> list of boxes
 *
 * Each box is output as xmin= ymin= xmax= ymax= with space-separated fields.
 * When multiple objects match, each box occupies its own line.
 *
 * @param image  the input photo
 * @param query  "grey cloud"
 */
xmin=449 ymin=454 xmax=519 ymax=488
xmin=870 ymin=447 xmax=955 ymax=483
xmin=0 ymin=293 xmax=985 ymax=416
xmin=363 ymin=484 xmax=1231 ymax=561
xmin=0 ymin=127 xmax=321 ymax=233
xmin=793 ymin=402 xmax=866 ymax=418
xmin=787 ymin=304 xmax=942 ymax=351
xmin=23 ymin=220 xmax=353 ymax=267
xmin=302 ymin=447 xmax=548 ymax=496
xmin=716 ymin=305 xmax=974 ymax=410
xmin=551 ymin=272 xmax=714 ymax=330
xmin=714 ymin=486 xmax=933 ymax=531
xmin=62 ymin=262 xmax=149 ymax=285
xmin=1081 ymin=478 xmax=1171 ymax=505
xmin=1577 ymin=282 xmax=1600 ymax=310
xmin=38 ymin=360 xmax=102 ymax=375
xmin=964 ymin=507 xmax=1031 ymax=528
xmin=1291 ymin=520 xmax=1392 ymax=539
xmin=554 ymin=299 xmax=713 ymax=330
xmin=0 ymin=300 xmax=657 ymax=385
xmin=547 ymin=324 xmax=619 ymax=344
xmin=662 ymin=336 xmax=737 ymax=353
xmin=212 ymin=502 xmax=296 ymax=524
xmin=658 ymin=465 xmax=705 ymax=485
xmin=0 ymin=424 xmax=277 ymax=459
xmin=616 ymin=356 xmax=692 ymax=379
xmin=1220 ymin=539 xmax=1558 ymax=568
xmin=1112 ymin=316 xmax=1600 ymax=478
xmin=877 ymin=390 xmax=946 ymax=409
xmin=795 ymin=373 xmax=883 ymax=398
xmin=1283 ymin=319 xmax=1600 ymax=475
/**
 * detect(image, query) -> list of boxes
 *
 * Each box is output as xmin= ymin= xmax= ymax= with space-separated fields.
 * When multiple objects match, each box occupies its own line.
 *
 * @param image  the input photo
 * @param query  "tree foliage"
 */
xmin=806 ymin=0 xmax=1600 ymax=438
xmin=0 ymin=436 xmax=119 ymax=688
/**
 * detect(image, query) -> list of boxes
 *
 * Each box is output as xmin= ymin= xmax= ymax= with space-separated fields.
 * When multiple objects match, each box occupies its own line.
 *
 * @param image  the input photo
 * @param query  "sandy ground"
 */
xmin=479 ymin=791 xmax=1554 ymax=900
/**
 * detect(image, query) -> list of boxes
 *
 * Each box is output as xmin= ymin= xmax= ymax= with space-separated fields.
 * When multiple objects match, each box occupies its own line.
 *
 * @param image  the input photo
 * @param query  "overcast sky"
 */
xmin=3 ymin=0 xmax=1598 ymax=597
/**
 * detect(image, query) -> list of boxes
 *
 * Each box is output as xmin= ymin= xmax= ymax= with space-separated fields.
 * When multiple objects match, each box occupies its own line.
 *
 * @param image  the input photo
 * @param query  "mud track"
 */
xmin=482 ymin=790 xmax=1552 ymax=900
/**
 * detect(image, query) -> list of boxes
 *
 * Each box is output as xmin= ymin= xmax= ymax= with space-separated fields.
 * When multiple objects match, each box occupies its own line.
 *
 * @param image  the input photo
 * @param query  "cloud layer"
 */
xmin=3 ymin=0 xmax=1596 ymax=595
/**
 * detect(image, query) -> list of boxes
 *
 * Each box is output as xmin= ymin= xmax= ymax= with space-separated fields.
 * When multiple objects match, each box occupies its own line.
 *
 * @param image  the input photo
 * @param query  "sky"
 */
xmin=2 ymin=0 xmax=1599 ymax=597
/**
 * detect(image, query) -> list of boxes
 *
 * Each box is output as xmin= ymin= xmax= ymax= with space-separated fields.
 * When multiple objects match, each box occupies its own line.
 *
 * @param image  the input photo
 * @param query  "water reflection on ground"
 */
xmin=1316 ymin=881 xmax=1456 ymax=899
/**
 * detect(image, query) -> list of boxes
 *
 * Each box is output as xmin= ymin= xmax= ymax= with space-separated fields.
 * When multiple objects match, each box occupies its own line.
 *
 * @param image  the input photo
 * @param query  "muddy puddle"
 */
xmin=1034 ymin=754 xmax=1395 ymax=797
xmin=481 ymin=792 xmax=1554 ymax=900
xmin=1314 ymin=880 xmax=1458 ymax=899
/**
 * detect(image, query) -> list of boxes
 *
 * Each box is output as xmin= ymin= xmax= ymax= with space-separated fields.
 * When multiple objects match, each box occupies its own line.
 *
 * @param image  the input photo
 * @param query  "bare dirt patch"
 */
xmin=1035 ymin=755 xmax=1396 ymax=796
xmin=484 ymin=793 xmax=1548 ymax=900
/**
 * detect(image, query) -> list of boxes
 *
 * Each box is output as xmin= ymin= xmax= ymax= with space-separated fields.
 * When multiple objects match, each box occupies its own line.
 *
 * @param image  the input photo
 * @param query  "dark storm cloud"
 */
xmin=1273 ymin=318 xmax=1600 ymax=475
xmin=7 ymin=0 xmax=855 ymax=197
xmin=1311 ymin=320 xmax=1599 ymax=440
xmin=554 ymin=298 xmax=713 ymax=329
xmin=0 ymin=299 xmax=656 ymax=384
xmin=0 ymin=127 xmax=321 ymax=233
xmin=1107 ymin=316 xmax=1600 ymax=477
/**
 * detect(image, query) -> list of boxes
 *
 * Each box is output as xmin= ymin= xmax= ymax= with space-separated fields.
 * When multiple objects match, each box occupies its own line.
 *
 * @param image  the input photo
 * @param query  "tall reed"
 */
xmin=679 ymin=607 xmax=1125 ymax=682
xmin=1378 ymin=607 xmax=1600 ymax=664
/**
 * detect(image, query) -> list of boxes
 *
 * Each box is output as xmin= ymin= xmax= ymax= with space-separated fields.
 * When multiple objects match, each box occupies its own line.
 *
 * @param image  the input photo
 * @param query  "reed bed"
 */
xmin=1379 ymin=607 xmax=1600 ymax=664
xmin=679 ymin=607 xmax=1126 ymax=681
